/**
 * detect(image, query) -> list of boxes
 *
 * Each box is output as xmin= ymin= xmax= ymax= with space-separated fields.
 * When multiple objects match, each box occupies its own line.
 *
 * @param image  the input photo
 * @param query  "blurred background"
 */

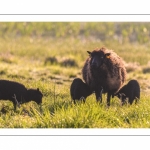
xmin=0 ymin=22 xmax=150 ymax=44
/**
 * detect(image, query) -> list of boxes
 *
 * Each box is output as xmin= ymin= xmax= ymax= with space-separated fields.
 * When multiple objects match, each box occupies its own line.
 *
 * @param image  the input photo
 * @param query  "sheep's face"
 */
xmin=27 ymin=88 xmax=43 ymax=104
xmin=35 ymin=88 xmax=43 ymax=104
xmin=87 ymin=50 xmax=110 ymax=68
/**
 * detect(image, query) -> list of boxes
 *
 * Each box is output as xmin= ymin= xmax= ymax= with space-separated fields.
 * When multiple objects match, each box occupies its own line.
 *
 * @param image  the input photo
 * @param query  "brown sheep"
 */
xmin=115 ymin=79 xmax=140 ymax=105
xmin=82 ymin=47 xmax=127 ymax=106
xmin=70 ymin=78 xmax=92 ymax=104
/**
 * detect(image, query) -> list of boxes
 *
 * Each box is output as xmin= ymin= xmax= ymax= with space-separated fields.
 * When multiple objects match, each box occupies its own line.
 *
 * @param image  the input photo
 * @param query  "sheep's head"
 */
xmin=87 ymin=50 xmax=110 ymax=68
xmin=27 ymin=88 xmax=43 ymax=104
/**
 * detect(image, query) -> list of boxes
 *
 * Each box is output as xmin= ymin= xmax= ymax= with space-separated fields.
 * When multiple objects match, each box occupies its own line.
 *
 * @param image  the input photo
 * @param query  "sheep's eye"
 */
xmin=101 ymin=56 xmax=103 ymax=59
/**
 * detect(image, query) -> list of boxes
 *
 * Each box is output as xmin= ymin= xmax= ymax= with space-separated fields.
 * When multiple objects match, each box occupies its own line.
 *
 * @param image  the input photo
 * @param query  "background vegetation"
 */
xmin=0 ymin=22 xmax=150 ymax=128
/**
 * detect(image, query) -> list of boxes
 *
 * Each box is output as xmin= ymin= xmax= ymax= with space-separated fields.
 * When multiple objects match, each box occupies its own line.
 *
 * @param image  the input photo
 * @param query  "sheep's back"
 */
xmin=0 ymin=80 xmax=27 ymax=101
xmin=70 ymin=78 xmax=83 ymax=99
xmin=127 ymin=80 xmax=140 ymax=98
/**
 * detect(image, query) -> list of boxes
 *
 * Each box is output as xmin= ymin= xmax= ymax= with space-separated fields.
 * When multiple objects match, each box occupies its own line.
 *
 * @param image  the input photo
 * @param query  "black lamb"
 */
xmin=82 ymin=47 xmax=127 ymax=106
xmin=115 ymin=79 xmax=140 ymax=105
xmin=70 ymin=78 xmax=92 ymax=104
xmin=0 ymin=79 xmax=43 ymax=110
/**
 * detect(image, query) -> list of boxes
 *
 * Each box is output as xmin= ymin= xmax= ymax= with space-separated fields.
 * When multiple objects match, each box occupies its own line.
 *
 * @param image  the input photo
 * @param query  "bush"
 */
xmin=143 ymin=67 xmax=150 ymax=74
xmin=60 ymin=58 xmax=78 ymax=67
xmin=44 ymin=56 xmax=58 ymax=65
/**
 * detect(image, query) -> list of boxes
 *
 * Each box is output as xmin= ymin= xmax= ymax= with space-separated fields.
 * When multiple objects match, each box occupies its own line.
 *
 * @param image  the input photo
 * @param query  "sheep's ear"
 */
xmin=37 ymin=88 xmax=39 ymax=91
xmin=87 ymin=51 xmax=91 ymax=55
xmin=105 ymin=53 xmax=111 ymax=59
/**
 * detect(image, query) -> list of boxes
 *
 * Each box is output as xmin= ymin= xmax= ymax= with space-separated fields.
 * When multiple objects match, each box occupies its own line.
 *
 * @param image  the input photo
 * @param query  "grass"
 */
xmin=1 ymin=22 xmax=150 ymax=128
xmin=1 ymin=94 xmax=150 ymax=128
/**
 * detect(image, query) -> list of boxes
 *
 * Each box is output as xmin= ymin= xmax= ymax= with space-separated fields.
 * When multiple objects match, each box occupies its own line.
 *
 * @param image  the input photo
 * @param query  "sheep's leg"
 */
xmin=12 ymin=94 xmax=20 ymax=108
xmin=120 ymin=95 xmax=126 ymax=106
xmin=100 ymin=88 xmax=103 ymax=103
xmin=95 ymin=88 xmax=103 ymax=103
xmin=107 ymin=92 xmax=112 ymax=106
xmin=12 ymin=101 xmax=17 ymax=111
xmin=129 ymin=93 xmax=134 ymax=105
xmin=80 ymin=96 xmax=86 ymax=103
xmin=95 ymin=91 xmax=100 ymax=102
xmin=80 ymin=96 xmax=85 ymax=103
xmin=121 ymin=99 xmax=126 ymax=106
xmin=83 ymin=98 xmax=85 ymax=103
xmin=135 ymin=96 xmax=140 ymax=104
xmin=73 ymin=99 xmax=76 ymax=104
xmin=118 ymin=93 xmax=126 ymax=106
xmin=129 ymin=98 xmax=133 ymax=105
xmin=12 ymin=94 xmax=21 ymax=110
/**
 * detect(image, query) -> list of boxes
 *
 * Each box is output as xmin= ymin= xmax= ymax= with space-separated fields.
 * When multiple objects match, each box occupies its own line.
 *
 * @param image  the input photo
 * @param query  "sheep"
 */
xmin=0 ymin=79 xmax=43 ymax=110
xmin=70 ymin=78 xmax=92 ymax=104
xmin=82 ymin=47 xmax=127 ymax=106
xmin=115 ymin=79 xmax=140 ymax=105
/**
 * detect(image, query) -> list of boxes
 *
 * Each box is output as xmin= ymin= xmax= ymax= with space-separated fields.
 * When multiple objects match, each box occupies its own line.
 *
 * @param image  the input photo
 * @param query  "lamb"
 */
xmin=0 ymin=79 xmax=43 ymax=110
xmin=82 ymin=47 xmax=127 ymax=106
xmin=70 ymin=78 xmax=92 ymax=104
xmin=115 ymin=79 xmax=140 ymax=105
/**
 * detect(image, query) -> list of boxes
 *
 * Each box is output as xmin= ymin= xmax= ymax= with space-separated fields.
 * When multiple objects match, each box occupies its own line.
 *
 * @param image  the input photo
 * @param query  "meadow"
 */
xmin=0 ymin=22 xmax=150 ymax=128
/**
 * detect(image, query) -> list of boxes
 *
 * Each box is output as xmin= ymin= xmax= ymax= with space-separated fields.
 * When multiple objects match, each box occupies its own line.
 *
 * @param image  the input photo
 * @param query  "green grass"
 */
xmin=1 ymin=22 xmax=150 ymax=128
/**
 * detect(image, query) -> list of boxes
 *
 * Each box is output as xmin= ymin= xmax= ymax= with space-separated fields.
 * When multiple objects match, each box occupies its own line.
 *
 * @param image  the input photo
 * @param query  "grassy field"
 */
xmin=0 ymin=22 xmax=150 ymax=128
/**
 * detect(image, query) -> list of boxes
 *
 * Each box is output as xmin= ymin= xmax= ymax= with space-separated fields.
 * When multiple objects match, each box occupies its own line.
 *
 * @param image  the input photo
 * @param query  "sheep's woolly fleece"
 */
xmin=82 ymin=47 xmax=127 ymax=94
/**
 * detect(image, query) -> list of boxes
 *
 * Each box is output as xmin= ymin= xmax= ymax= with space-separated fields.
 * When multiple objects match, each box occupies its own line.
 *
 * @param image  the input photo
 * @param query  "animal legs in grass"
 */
xmin=12 ymin=101 xmax=17 ymax=111
xmin=107 ymin=92 xmax=112 ymax=107
xmin=80 ymin=96 xmax=86 ymax=103
xmin=95 ymin=87 xmax=103 ymax=103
